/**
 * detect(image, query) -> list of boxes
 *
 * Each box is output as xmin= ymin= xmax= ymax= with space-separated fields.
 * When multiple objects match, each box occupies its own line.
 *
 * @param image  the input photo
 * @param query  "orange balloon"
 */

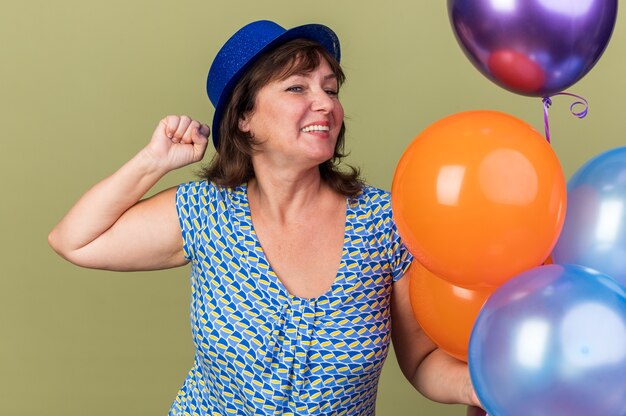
xmin=408 ymin=262 xmax=492 ymax=362
xmin=392 ymin=110 xmax=566 ymax=288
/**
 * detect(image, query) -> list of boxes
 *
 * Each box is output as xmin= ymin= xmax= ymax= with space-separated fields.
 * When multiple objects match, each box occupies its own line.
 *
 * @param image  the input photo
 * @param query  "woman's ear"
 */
xmin=239 ymin=114 xmax=250 ymax=133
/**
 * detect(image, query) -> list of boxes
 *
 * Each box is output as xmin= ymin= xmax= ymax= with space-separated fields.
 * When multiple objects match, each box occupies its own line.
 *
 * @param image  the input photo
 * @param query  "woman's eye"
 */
xmin=286 ymin=86 xmax=303 ymax=92
xmin=325 ymin=89 xmax=339 ymax=97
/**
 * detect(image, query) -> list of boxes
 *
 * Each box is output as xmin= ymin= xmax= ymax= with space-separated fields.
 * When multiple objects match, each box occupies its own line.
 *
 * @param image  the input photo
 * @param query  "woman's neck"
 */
xmin=247 ymin=165 xmax=333 ymax=224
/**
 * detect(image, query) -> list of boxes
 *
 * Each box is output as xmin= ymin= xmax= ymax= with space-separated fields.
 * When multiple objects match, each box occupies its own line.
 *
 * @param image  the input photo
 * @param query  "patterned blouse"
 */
xmin=169 ymin=181 xmax=412 ymax=415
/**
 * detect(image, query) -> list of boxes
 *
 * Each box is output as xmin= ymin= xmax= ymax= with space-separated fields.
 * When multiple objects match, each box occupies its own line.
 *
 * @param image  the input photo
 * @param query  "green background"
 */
xmin=2 ymin=0 xmax=624 ymax=414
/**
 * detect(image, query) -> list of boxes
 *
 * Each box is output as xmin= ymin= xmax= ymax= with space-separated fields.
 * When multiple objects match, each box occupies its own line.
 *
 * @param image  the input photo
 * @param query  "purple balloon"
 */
xmin=448 ymin=0 xmax=618 ymax=96
xmin=469 ymin=264 xmax=626 ymax=416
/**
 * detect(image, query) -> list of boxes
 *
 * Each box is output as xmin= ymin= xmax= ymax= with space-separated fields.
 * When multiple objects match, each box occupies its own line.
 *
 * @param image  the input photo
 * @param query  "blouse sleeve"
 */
xmin=364 ymin=186 xmax=414 ymax=282
xmin=175 ymin=181 xmax=210 ymax=261
xmin=389 ymin=215 xmax=413 ymax=282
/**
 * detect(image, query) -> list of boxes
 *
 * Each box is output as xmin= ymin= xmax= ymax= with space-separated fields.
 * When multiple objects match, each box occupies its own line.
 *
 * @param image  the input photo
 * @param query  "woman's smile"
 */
xmin=239 ymin=59 xmax=344 ymax=167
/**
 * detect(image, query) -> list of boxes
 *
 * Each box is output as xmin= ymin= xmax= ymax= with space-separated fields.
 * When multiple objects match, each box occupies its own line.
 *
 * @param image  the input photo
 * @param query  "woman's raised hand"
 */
xmin=48 ymin=114 xmax=210 ymax=270
xmin=145 ymin=115 xmax=210 ymax=171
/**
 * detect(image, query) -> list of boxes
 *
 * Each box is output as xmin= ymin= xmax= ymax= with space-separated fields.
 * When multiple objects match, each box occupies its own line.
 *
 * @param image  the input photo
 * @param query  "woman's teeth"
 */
xmin=301 ymin=125 xmax=330 ymax=132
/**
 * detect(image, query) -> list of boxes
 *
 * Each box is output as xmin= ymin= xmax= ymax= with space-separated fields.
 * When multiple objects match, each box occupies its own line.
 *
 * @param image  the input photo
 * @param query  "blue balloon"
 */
xmin=469 ymin=264 xmax=626 ymax=416
xmin=553 ymin=146 xmax=626 ymax=286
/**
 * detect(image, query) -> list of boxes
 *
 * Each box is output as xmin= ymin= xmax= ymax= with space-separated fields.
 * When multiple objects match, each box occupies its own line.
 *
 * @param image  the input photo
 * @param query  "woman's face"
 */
xmin=239 ymin=58 xmax=344 ymax=168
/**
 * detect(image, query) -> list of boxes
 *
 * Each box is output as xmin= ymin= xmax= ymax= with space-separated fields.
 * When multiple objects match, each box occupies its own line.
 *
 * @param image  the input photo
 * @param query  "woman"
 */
xmin=49 ymin=20 xmax=480 ymax=415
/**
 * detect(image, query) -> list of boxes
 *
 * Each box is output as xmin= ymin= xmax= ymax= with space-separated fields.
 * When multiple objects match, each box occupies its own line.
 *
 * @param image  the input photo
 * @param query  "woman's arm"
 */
xmin=391 ymin=269 xmax=482 ymax=407
xmin=48 ymin=115 xmax=209 ymax=271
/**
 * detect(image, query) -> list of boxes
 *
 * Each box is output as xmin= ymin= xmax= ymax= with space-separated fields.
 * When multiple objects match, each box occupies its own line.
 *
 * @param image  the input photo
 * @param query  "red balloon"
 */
xmin=488 ymin=49 xmax=545 ymax=95
xmin=392 ymin=110 xmax=566 ymax=288
xmin=467 ymin=406 xmax=488 ymax=416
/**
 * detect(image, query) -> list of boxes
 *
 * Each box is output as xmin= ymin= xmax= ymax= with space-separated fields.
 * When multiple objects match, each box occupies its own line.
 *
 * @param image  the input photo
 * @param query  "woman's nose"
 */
xmin=310 ymin=89 xmax=335 ymax=112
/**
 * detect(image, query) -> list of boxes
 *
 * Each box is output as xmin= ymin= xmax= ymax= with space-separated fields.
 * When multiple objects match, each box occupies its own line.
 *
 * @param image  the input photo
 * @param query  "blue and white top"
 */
xmin=170 ymin=181 xmax=412 ymax=416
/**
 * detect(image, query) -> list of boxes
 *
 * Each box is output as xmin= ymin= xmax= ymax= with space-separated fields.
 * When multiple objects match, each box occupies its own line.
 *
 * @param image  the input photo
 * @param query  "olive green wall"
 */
xmin=2 ymin=0 xmax=624 ymax=414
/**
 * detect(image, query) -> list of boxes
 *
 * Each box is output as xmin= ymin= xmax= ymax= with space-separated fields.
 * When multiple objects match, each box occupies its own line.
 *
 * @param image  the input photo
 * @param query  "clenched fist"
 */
xmin=144 ymin=115 xmax=210 ymax=171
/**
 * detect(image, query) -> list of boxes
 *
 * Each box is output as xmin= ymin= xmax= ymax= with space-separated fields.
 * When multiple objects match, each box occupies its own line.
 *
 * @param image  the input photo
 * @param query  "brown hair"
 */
xmin=199 ymin=38 xmax=363 ymax=197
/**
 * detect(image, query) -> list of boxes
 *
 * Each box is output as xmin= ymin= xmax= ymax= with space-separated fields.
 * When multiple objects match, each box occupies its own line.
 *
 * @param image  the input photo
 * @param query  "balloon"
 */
xmin=392 ymin=110 xmax=566 ymax=288
xmin=466 ymin=406 xmax=488 ymax=416
xmin=408 ymin=262 xmax=492 ymax=362
xmin=553 ymin=146 xmax=626 ymax=287
xmin=487 ymin=49 xmax=546 ymax=94
xmin=469 ymin=264 xmax=626 ymax=416
xmin=448 ymin=0 xmax=618 ymax=96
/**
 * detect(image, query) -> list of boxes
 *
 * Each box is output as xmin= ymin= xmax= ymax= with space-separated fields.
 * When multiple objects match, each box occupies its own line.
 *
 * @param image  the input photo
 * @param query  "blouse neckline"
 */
xmin=230 ymin=183 xmax=353 ymax=304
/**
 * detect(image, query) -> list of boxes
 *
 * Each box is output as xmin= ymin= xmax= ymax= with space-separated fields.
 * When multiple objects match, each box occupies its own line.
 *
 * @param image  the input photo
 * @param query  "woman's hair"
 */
xmin=199 ymin=38 xmax=363 ymax=197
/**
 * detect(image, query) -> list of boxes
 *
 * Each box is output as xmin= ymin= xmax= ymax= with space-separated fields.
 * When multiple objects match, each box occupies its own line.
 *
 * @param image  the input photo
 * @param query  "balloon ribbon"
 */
xmin=542 ymin=92 xmax=588 ymax=143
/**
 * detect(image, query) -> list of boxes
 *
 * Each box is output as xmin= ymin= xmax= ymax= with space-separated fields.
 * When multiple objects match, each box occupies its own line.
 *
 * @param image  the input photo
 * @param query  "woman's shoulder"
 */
xmin=351 ymin=184 xmax=392 ymax=207
xmin=178 ymin=179 xmax=213 ymax=193
xmin=177 ymin=180 xmax=242 ymax=197
xmin=347 ymin=184 xmax=394 ymax=224
xmin=176 ymin=180 xmax=246 ymax=209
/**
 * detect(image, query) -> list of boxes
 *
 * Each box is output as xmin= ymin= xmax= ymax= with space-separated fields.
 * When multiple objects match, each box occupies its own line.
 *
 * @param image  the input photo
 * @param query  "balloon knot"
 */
xmin=542 ymin=97 xmax=553 ymax=108
xmin=542 ymin=92 xmax=589 ymax=144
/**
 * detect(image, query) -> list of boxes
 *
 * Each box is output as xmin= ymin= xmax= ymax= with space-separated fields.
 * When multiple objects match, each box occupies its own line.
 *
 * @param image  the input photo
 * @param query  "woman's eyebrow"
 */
xmin=283 ymin=71 xmax=337 ymax=80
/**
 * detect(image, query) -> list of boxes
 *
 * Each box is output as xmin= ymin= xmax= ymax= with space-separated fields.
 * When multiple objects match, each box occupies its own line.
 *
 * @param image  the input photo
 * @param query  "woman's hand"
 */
xmin=465 ymin=374 xmax=482 ymax=408
xmin=144 ymin=115 xmax=210 ymax=171
xmin=391 ymin=271 xmax=484 ymax=408
xmin=48 ymin=115 xmax=208 ymax=270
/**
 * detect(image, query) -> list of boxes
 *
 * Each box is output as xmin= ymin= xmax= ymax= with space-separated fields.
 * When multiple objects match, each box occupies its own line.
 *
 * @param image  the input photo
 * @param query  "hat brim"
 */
xmin=210 ymin=23 xmax=341 ymax=149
